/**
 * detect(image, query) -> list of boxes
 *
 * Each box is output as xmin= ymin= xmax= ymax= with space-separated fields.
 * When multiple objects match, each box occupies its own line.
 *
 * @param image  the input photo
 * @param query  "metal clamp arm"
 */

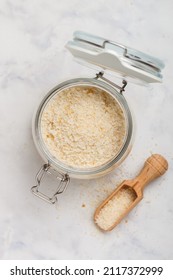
xmin=31 ymin=163 xmax=70 ymax=204
xmin=95 ymin=71 xmax=127 ymax=94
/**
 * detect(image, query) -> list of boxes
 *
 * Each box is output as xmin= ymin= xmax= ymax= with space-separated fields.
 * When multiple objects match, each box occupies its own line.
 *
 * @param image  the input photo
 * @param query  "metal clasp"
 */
xmin=31 ymin=163 xmax=70 ymax=204
xmin=95 ymin=71 xmax=127 ymax=94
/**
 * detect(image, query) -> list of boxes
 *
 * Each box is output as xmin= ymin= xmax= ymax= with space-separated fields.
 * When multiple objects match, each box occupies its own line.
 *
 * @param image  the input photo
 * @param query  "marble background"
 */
xmin=0 ymin=0 xmax=173 ymax=260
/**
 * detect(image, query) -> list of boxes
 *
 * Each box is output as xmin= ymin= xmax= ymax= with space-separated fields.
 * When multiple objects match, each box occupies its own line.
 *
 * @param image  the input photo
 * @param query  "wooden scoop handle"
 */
xmin=134 ymin=154 xmax=168 ymax=192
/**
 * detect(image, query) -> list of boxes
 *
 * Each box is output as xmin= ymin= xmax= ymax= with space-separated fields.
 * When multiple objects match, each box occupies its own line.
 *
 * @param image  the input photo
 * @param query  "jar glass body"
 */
xmin=32 ymin=77 xmax=134 ymax=179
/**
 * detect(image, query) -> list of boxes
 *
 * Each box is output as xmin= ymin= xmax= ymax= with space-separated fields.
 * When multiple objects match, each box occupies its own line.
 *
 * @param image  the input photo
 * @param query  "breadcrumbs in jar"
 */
xmin=41 ymin=86 xmax=126 ymax=168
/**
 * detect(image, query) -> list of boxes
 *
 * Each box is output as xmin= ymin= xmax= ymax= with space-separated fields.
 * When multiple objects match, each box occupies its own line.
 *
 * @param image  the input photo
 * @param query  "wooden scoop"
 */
xmin=94 ymin=154 xmax=168 ymax=231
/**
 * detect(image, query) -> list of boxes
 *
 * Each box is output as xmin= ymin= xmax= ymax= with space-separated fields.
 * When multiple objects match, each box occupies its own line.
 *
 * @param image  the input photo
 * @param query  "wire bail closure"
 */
xmin=95 ymin=72 xmax=127 ymax=94
xmin=31 ymin=163 xmax=70 ymax=204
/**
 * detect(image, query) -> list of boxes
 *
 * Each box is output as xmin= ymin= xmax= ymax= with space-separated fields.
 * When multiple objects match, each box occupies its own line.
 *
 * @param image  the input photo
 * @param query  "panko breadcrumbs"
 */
xmin=41 ymin=86 xmax=126 ymax=168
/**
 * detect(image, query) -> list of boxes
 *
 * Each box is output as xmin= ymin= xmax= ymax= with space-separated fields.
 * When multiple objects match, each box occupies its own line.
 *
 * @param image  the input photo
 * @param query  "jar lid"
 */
xmin=66 ymin=31 xmax=164 ymax=84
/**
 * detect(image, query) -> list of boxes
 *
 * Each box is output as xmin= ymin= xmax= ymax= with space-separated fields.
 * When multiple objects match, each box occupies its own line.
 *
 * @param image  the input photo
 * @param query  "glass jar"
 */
xmin=31 ymin=31 xmax=164 ymax=204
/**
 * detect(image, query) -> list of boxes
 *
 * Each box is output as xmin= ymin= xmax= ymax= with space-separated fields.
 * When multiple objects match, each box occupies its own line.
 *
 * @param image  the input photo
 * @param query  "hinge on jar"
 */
xmin=95 ymin=71 xmax=127 ymax=94
xmin=31 ymin=163 xmax=70 ymax=204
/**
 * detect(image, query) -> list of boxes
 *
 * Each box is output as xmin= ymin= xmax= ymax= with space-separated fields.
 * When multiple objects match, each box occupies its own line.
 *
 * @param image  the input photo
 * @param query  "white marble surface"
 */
xmin=0 ymin=0 xmax=173 ymax=260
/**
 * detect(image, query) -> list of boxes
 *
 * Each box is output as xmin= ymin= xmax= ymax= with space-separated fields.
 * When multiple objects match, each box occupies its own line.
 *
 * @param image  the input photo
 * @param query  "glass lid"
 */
xmin=66 ymin=31 xmax=164 ymax=84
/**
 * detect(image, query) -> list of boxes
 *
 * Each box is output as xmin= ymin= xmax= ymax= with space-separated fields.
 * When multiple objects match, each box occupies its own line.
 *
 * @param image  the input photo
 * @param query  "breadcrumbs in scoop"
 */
xmin=41 ymin=86 xmax=126 ymax=168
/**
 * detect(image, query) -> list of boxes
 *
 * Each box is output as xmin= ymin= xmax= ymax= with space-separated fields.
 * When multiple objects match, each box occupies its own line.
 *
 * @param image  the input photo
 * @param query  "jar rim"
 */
xmin=32 ymin=77 xmax=133 ymax=176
